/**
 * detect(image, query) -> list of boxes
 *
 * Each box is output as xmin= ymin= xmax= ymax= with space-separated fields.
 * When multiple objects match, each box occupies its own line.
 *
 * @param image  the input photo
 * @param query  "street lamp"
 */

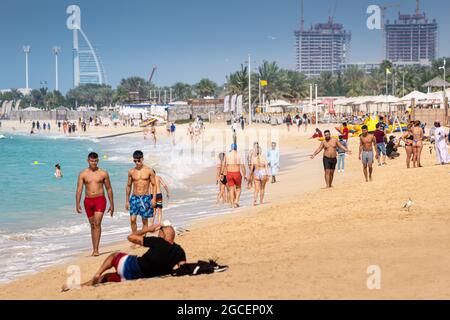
xmin=315 ymin=84 xmax=318 ymax=127
xmin=52 ymin=46 xmax=61 ymax=92
xmin=439 ymin=59 xmax=446 ymax=97
xmin=402 ymin=70 xmax=406 ymax=97
xmin=23 ymin=45 xmax=31 ymax=89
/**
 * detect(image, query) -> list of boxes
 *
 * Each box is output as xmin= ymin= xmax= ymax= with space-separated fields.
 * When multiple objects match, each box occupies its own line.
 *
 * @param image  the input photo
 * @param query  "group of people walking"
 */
xmin=75 ymin=151 xmax=170 ymax=257
xmin=216 ymin=141 xmax=280 ymax=207
xmin=311 ymin=118 xmax=449 ymax=189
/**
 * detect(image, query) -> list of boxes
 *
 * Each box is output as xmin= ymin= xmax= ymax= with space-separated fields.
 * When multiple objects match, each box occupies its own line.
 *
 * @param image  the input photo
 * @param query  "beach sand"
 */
xmin=1 ymin=120 xmax=449 ymax=299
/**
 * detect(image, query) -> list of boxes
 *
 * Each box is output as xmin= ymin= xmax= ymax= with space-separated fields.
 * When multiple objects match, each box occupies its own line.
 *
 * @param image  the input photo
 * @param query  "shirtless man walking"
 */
xmin=226 ymin=143 xmax=247 ymax=208
xmin=76 ymin=152 xmax=114 ymax=256
xmin=310 ymin=130 xmax=351 ymax=188
xmin=359 ymin=125 xmax=379 ymax=182
xmin=126 ymin=150 xmax=157 ymax=234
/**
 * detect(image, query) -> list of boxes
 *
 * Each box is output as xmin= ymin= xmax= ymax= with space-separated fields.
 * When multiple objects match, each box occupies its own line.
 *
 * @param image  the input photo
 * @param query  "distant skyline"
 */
xmin=1 ymin=0 xmax=449 ymax=93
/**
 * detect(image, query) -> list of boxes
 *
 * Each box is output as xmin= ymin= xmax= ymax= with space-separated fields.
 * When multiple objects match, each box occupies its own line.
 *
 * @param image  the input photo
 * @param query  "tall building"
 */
xmin=295 ymin=20 xmax=351 ymax=77
xmin=385 ymin=3 xmax=438 ymax=64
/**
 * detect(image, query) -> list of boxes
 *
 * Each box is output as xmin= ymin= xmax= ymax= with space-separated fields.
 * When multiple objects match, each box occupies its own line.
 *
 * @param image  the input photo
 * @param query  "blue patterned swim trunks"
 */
xmin=129 ymin=194 xmax=154 ymax=218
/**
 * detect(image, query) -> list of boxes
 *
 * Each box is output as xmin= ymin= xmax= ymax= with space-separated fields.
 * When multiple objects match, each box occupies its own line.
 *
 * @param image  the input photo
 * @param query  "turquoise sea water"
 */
xmin=0 ymin=134 xmax=128 ymax=229
xmin=0 ymin=132 xmax=251 ymax=283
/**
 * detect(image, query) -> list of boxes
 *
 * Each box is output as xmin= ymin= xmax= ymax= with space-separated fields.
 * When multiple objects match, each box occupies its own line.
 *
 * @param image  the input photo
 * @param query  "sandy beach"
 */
xmin=1 ymin=120 xmax=449 ymax=299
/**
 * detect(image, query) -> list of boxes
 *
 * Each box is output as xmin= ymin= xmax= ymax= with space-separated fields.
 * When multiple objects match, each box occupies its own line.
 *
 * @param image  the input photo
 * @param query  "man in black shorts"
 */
xmin=310 ymin=130 xmax=351 ymax=188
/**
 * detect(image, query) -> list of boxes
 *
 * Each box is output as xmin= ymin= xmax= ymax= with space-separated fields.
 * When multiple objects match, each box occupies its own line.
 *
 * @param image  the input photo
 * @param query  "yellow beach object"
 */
xmin=103 ymin=155 xmax=108 ymax=160
xmin=140 ymin=118 xmax=158 ymax=127
xmin=318 ymin=136 xmax=339 ymax=141
xmin=364 ymin=116 xmax=379 ymax=132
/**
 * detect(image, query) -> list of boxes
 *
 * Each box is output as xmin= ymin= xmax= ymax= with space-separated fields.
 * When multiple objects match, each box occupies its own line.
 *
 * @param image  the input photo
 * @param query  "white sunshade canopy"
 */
xmin=119 ymin=107 xmax=150 ymax=116
xmin=22 ymin=106 xmax=41 ymax=111
xmin=267 ymin=99 xmax=292 ymax=107
xmin=169 ymin=101 xmax=189 ymax=106
xmin=400 ymin=91 xmax=428 ymax=102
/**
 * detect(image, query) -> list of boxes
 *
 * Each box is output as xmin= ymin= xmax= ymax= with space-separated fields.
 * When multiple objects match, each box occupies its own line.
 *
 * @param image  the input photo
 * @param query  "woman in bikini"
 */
xmin=396 ymin=123 xmax=414 ymax=168
xmin=411 ymin=120 xmax=424 ymax=168
xmin=250 ymin=146 xmax=269 ymax=206
xmin=216 ymin=153 xmax=229 ymax=205
xmin=246 ymin=142 xmax=259 ymax=190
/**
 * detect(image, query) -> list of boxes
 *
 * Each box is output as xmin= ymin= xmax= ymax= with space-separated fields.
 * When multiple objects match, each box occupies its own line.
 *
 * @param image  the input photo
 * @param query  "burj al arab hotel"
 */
xmin=66 ymin=5 xmax=107 ymax=88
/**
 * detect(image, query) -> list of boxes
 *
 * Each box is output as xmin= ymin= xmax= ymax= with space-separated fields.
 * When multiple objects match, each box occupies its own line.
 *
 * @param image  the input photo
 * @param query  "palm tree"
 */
xmin=258 ymin=61 xmax=287 ymax=100
xmin=366 ymin=69 xmax=385 ymax=96
xmin=284 ymin=70 xmax=308 ymax=100
xmin=116 ymin=77 xmax=154 ymax=101
xmin=194 ymin=78 xmax=218 ymax=98
xmin=343 ymin=66 xmax=365 ymax=96
xmin=171 ymin=82 xmax=193 ymax=101
xmin=317 ymin=72 xmax=335 ymax=96
xmin=226 ymin=64 xmax=248 ymax=96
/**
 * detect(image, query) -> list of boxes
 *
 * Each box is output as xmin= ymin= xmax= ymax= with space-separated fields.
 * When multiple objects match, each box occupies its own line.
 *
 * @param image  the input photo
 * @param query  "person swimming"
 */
xmin=55 ymin=164 xmax=63 ymax=178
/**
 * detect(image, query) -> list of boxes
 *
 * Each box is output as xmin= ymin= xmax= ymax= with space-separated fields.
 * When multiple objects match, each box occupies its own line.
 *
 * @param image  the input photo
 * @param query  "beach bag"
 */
xmin=172 ymin=260 xmax=228 ymax=277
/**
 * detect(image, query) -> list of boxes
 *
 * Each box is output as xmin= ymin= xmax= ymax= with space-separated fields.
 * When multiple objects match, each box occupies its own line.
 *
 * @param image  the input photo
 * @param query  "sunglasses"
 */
xmin=133 ymin=158 xmax=143 ymax=163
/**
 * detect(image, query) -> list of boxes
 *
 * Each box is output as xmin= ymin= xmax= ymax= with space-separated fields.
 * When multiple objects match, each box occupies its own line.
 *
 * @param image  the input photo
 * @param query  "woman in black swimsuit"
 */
xmin=396 ymin=124 xmax=414 ymax=168
xmin=216 ymin=153 xmax=229 ymax=205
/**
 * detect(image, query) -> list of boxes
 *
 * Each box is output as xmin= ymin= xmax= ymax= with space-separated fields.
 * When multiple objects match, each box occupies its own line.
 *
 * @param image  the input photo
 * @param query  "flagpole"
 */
xmin=248 ymin=54 xmax=251 ymax=125
xmin=258 ymin=77 xmax=261 ymax=110
xmin=385 ymin=69 xmax=388 ymax=96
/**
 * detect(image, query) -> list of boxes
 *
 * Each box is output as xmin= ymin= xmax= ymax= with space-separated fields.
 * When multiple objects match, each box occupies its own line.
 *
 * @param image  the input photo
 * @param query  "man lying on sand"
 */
xmin=62 ymin=224 xmax=186 ymax=291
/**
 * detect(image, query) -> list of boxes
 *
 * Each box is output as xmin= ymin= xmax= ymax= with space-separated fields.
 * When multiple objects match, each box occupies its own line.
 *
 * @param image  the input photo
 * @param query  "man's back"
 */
xmin=374 ymin=129 xmax=385 ymax=144
xmin=226 ymin=151 xmax=242 ymax=172
xmin=137 ymin=237 xmax=186 ymax=277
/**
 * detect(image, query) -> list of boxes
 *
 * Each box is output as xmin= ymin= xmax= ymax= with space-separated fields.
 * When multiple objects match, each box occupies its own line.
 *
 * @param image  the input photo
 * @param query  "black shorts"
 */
xmin=323 ymin=156 xmax=337 ymax=170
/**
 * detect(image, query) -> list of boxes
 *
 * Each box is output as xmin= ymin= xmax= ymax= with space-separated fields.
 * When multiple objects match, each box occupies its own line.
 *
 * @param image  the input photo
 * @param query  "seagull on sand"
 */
xmin=403 ymin=198 xmax=413 ymax=211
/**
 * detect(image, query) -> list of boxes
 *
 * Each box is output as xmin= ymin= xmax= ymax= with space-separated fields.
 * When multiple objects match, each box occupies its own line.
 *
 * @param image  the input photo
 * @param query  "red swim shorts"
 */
xmin=226 ymin=171 xmax=242 ymax=188
xmin=84 ymin=195 xmax=107 ymax=218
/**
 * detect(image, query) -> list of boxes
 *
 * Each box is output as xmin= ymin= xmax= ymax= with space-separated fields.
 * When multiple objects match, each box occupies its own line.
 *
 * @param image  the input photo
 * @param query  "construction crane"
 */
xmin=300 ymin=0 xmax=304 ymax=31
xmin=380 ymin=3 xmax=401 ymax=61
xmin=328 ymin=0 xmax=338 ymax=24
xmin=148 ymin=66 xmax=157 ymax=83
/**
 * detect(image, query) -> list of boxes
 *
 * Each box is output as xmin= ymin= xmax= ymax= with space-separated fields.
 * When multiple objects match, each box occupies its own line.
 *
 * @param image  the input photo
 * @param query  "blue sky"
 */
xmin=1 ymin=0 xmax=449 ymax=93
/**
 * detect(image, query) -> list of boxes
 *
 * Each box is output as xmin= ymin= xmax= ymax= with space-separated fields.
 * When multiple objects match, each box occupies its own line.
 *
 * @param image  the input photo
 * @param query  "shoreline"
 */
xmin=1 ymin=120 xmax=450 ymax=299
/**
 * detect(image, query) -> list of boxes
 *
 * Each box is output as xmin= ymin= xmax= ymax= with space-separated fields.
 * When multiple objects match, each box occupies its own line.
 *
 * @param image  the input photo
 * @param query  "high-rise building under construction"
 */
xmin=294 ymin=2 xmax=351 ymax=77
xmin=385 ymin=1 xmax=438 ymax=64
